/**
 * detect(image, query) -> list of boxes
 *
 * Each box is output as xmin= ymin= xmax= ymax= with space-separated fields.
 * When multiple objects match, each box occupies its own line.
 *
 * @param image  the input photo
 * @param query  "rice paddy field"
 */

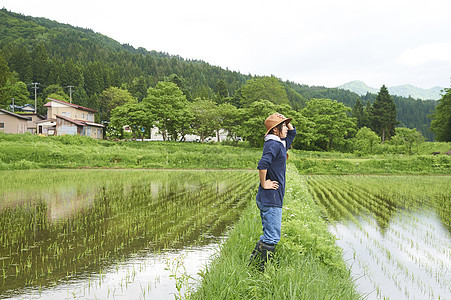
xmin=0 ymin=169 xmax=258 ymax=299
xmin=1 ymin=152 xmax=450 ymax=299
xmin=304 ymin=174 xmax=451 ymax=299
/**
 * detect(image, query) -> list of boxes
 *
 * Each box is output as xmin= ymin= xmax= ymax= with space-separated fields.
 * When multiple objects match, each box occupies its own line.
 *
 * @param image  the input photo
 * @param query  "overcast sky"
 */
xmin=2 ymin=0 xmax=451 ymax=89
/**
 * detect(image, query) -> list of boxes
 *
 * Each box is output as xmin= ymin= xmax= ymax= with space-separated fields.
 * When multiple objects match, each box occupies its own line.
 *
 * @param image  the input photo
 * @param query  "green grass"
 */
xmin=0 ymin=133 xmax=449 ymax=174
xmin=290 ymin=151 xmax=450 ymax=175
xmin=0 ymin=133 xmax=261 ymax=170
xmin=190 ymin=165 xmax=361 ymax=299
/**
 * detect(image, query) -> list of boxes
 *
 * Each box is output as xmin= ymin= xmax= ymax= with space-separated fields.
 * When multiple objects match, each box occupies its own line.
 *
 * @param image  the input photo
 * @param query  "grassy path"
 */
xmin=190 ymin=164 xmax=361 ymax=299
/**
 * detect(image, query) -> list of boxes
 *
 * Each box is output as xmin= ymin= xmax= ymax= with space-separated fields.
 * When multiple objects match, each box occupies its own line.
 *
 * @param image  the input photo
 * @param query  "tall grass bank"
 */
xmin=191 ymin=165 xmax=360 ymax=299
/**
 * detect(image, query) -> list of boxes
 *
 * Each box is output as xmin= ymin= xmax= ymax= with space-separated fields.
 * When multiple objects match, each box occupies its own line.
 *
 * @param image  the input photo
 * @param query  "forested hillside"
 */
xmin=0 ymin=8 xmax=438 ymax=140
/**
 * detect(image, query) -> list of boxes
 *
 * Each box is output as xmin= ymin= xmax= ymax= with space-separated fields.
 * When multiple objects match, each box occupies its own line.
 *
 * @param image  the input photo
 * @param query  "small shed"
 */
xmin=36 ymin=119 xmax=56 ymax=136
xmin=55 ymin=115 xmax=85 ymax=136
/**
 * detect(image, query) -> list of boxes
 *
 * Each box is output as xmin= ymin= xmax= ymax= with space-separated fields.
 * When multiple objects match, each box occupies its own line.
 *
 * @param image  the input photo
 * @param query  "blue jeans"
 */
xmin=256 ymin=199 xmax=282 ymax=245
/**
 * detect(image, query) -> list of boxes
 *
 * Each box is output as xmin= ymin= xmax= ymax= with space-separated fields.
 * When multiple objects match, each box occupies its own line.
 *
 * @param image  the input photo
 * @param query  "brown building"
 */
xmin=44 ymin=98 xmax=96 ymax=122
xmin=43 ymin=98 xmax=104 ymax=139
xmin=0 ymin=109 xmax=30 ymax=134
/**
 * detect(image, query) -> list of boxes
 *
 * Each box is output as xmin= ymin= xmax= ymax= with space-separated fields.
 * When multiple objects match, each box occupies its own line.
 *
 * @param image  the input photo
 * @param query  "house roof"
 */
xmin=84 ymin=121 xmax=105 ymax=128
xmin=55 ymin=115 xmax=105 ymax=127
xmin=44 ymin=98 xmax=97 ymax=113
xmin=0 ymin=109 xmax=32 ymax=120
xmin=9 ymin=104 xmax=35 ymax=111
xmin=35 ymin=118 xmax=56 ymax=125
xmin=55 ymin=115 xmax=85 ymax=126
xmin=15 ymin=112 xmax=46 ymax=120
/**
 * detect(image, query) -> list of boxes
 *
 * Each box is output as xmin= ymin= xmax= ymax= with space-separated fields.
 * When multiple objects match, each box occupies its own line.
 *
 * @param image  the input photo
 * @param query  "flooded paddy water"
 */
xmin=0 ymin=169 xmax=257 ymax=299
xmin=304 ymin=175 xmax=451 ymax=300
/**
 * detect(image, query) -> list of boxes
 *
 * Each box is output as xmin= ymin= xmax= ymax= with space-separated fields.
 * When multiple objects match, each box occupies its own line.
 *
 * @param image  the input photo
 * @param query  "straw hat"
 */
xmin=264 ymin=113 xmax=292 ymax=136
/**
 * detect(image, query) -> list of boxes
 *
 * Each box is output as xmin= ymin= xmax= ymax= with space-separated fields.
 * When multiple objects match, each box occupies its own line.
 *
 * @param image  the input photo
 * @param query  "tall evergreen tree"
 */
xmin=370 ymin=85 xmax=397 ymax=142
xmin=9 ymin=45 xmax=33 ymax=83
xmin=31 ymin=43 xmax=50 ymax=85
xmin=429 ymin=87 xmax=451 ymax=142
xmin=0 ymin=52 xmax=14 ymax=108
xmin=352 ymin=98 xmax=366 ymax=129
xmin=214 ymin=79 xmax=229 ymax=103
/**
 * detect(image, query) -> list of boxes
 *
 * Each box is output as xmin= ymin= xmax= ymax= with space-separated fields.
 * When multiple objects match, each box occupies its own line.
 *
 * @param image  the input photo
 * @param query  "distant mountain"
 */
xmin=338 ymin=80 xmax=444 ymax=100
xmin=338 ymin=81 xmax=379 ymax=96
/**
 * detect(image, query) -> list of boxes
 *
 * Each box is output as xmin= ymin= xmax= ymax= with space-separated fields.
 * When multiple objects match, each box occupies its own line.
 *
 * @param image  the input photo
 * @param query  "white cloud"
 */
xmin=397 ymin=42 xmax=451 ymax=67
xmin=2 ymin=0 xmax=451 ymax=88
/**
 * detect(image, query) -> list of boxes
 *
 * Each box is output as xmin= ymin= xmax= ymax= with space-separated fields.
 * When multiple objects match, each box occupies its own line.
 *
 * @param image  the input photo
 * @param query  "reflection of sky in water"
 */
xmin=8 ymin=241 xmax=223 ymax=300
xmin=0 ymin=170 xmax=255 ymax=299
xmin=331 ymin=210 xmax=451 ymax=300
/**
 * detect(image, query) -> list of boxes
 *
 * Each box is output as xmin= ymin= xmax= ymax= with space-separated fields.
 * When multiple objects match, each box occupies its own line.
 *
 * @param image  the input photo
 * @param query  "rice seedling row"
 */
xmin=0 ymin=169 xmax=258 ymax=298
xmin=303 ymin=175 xmax=451 ymax=300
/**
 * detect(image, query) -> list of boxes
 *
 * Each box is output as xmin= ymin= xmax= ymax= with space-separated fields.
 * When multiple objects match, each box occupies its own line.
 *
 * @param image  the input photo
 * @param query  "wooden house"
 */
xmin=0 ymin=109 xmax=30 ymax=134
xmin=43 ymin=98 xmax=104 ymax=139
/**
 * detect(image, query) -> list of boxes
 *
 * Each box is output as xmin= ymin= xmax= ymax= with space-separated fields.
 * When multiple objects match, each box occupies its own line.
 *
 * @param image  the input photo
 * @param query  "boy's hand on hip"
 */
xmin=262 ymin=179 xmax=279 ymax=190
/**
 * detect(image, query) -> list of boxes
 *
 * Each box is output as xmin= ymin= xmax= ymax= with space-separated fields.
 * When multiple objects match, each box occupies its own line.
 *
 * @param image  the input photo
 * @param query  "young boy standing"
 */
xmin=250 ymin=113 xmax=296 ymax=270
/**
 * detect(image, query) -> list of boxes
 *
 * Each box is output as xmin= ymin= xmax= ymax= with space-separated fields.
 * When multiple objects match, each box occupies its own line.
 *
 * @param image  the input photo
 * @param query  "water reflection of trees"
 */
xmin=0 ymin=171 xmax=257 ymax=297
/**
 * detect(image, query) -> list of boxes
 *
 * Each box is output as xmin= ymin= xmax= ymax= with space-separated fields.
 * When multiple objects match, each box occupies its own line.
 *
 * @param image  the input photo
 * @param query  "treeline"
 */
xmin=102 ymin=79 xmax=434 ymax=156
xmin=0 ymin=8 xmax=440 ymax=141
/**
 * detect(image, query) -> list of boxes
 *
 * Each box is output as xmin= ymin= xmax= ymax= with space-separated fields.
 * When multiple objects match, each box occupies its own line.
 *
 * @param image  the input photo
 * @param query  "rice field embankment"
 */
xmin=190 ymin=165 xmax=361 ymax=299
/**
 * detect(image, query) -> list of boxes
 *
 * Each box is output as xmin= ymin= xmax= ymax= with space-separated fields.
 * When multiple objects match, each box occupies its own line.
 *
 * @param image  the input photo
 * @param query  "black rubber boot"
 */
xmin=259 ymin=242 xmax=275 ymax=271
xmin=248 ymin=240 xmax=262 ymax=266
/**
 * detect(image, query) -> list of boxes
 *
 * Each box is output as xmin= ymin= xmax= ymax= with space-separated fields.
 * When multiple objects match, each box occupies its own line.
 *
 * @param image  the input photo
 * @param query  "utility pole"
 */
xmin=67 ymin=85 xmax=74 ymax=103
xmin=32 ymin=82 xmax=39 ymax=113
xmin=12 ymin=98 xmax=15 ymax=113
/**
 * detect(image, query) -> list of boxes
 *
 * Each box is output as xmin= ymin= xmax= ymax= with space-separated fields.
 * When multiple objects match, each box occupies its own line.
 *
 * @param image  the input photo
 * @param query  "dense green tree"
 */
xmin=301 ymin=98 xmax=356 ymax=151
xmin=369 ymin=85 xmax=398 ymax=142
xmin=99 ymin=87 xmax=137 ymax=122
xmin=283 ymin=83 xmax=308 ymax=111
xmin=110 ymin=102 xmax=154 ymax=140
xmin=47 ymin=92 xmax=69 ymax=102
xmin=352 ymin=98 xmax=368 ymax=129
xmin=214 ymin=80 xmax=229 ymax=103
xmin=239 ymin=100 xmax=297 ymax=147
xmin=143 ymin=81 xmax=191 ymax=141
xmin=353 ymin=127 xmax=380 ymax=154
xmin=0 ymin=80 xmax=30 ymax=109
xmin=9 ymin=81 xmax=30 ymax=107
xmin=190 ymin=99 xmax=218 ymax=143
xmin=8 ymin=45 xmax=33 ymax=83
xmin=0 ymin=52 xmax=12 ymax=88
xmin=63 ymin=59 xmax=84 ymax=88
xmin=217 ymin=103 xmax=241 ymax=144
xmin=0 ymin=52 xmax=13 ymax=108
xmin=240 ymin=100 xmax=277 ymax=147
xmin=392 ymin=127 xmax=425 ymax=155
xmin=289 ymin=112 xmax=315 ymax=150
xmin=166 ymin=74 xmax=191 ymax=101
xmin=31 ymin=43 xmax=50 ymax=85
xmin=84 ymin=62 xmax=104 ymax=97
xmin=239 ymin=76 xmax=289 ymax=107
xmin=44 ymin=84 xmax=69 ymax=101
xmin=429 ymin=87 xmax=451 ymax=142
xmin=129 ymin=76 xmax=148 ymax=102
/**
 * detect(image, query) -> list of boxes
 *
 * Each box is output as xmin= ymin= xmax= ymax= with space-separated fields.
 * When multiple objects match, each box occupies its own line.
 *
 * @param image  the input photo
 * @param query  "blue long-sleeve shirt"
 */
xmin=256 ymin=128 xmax=297 ymax=207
